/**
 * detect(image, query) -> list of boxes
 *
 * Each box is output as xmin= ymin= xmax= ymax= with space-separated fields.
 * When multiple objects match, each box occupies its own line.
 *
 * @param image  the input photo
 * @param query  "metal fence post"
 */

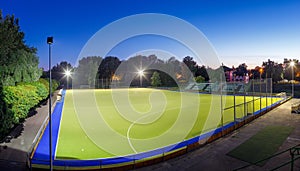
xmin=271 ymin=78 xmax=273 ymax=108
xmin=290 ymin=148 xmax=294 ymax=171
xmin=233 ymin=87 xmax=236 ymax=129
xmin=265 ymin=79 xmax=268 ymax=112
xmin=220 ymin=76 xmax=224 ymax=136
xmin=243 ymin=84 xmax=246 ymax=124
xmin=266 ymin=78 xmax=268 ymax=111
xmin=252 ymin=81 xmax=255 ymax=115
xmin=30 ymin=157 xmax=32 ymax=171
xmin=260 ymin=80 xmax=262 ymax=114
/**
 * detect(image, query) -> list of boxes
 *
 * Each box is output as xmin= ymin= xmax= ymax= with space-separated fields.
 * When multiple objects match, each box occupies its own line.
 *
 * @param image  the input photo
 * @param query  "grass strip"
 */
xmin=227 ymin=125 xmax=294 ymax=166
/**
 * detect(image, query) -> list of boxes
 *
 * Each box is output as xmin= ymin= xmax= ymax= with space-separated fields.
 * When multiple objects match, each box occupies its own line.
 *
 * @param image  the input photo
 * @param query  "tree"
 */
xmin=273 ymin=63 xmax=284 ymax=82
xmin=235 ymin=63 xmax=248 ymax=76
xmin=183 ymin=56 xmax=197 ymax=76
xmin=97 ymin=56 xmax=121 ymax=79
xmin=151 ymin=71 xmax=162 ymax=87
xmin=73 ymin=56 xmax=102 ymax=87
xmin=0 ymin=11 xmax=41 ymax=86
xmin=48 ymin=61 xmax=73 ymax=87
xmin=262 ymin=59 xmax=284 ymax=82
xmin=283 ymin=58 xmax=299 ymax=81
xmin=195 ymin=75 xmax=205 ymax=83
xmin=249 ymin=66 xmax=261 ymax=79
xmin=195 ymin=65 xmax=209 ymax=81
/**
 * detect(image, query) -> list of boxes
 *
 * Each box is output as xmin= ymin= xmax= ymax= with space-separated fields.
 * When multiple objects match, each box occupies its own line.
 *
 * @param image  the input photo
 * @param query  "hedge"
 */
xmin=0 ymin=79 xmax=59 ymax=138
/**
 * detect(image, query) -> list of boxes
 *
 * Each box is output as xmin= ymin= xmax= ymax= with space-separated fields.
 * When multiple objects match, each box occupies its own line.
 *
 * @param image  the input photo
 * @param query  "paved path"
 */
xmin=0 ymin=93 xmax=57 ymax=171
xmin=137 ymin=98 xmax=300 ymax=171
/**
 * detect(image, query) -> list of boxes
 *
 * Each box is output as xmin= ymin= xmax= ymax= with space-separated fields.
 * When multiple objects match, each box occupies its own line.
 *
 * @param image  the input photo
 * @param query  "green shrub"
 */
xmin=0 ymin=87 xmax=14 ymax=137
xmin=52 ymin=79 xmax=59 ymax=92
xmin=38 ymin=78 xmax=50 ymax=92
xmin=3 ymin=85 xmax=38 ymax=124
xmin=31 ymin=82 xmax=48 ymax=100
xmin=195 ymin=76 xmax=205 ymax=83
xmin=0 ymin=78 xmax=60 ymax=137
xmin=38 ymin=78 xmax=59 ymax=93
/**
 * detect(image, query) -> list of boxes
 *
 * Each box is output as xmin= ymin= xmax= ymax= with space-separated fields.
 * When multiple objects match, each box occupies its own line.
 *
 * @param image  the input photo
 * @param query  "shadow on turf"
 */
xmin=55 ymin=156 xmax=79 ymax=160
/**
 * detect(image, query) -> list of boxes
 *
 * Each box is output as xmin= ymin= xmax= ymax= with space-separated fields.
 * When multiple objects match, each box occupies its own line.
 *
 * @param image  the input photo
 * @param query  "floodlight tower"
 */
xmin=47 ymin=36 xmax=53 ymax=171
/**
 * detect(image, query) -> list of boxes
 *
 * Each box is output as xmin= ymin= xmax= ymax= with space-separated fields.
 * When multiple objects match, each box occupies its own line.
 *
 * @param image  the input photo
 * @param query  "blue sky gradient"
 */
xmin=1 ymin=0 xmax=300 ymax=69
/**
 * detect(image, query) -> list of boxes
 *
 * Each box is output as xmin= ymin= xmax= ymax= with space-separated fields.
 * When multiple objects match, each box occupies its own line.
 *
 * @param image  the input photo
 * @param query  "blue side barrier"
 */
xmin=31 ymin=90 xmax=65 ymax=165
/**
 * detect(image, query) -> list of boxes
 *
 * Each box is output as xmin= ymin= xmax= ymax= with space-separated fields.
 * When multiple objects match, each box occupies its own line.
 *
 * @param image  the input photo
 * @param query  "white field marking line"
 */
xmin=127 ymin=117 xmax=144 ymax=154
xmin=54 ymin=91 xmax=67 ymax=159
xmin=126 ymin=89 xmax=165 ymax=153
xmin=126 ymin=105 xmax=188 ymax=154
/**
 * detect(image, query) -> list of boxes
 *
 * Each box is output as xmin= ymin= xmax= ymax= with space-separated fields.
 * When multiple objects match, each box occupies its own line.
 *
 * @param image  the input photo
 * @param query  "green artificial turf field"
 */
xmin=55 ymin=88 xmax=282 ymax=160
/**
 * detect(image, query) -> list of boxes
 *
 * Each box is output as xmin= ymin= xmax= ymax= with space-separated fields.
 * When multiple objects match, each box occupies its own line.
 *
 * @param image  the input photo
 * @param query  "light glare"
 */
xmin=138 ymin=70 xmax=144 ymax=76
xmin=65 ymin=70 xmax=71 ymax=77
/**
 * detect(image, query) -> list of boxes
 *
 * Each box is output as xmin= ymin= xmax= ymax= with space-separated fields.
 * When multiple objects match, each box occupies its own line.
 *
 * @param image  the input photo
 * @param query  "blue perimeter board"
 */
xmin=31 ymin=92 xmax=286 ymax=168
xmin=32 ymin=90 xmax=65 ymax=165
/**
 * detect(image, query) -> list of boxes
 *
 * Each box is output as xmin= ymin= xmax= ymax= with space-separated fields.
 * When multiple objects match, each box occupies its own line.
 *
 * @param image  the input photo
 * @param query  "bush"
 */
xmin=38 ymin=78 xmax=49 ymax=92
xmin=0 ymin=86 xmax=13 ymax=137
xmin=17 ymin=81 xmax=48 ymax=101
xmin=195 ymin=76 xmax=205 ymax=83
xmin=38 ymin=78 xmax=59 ymax=93
xmin=0 ymin=79 xmax=56 ymax=137
xmin=3 ymin=85 xmax=39 ymax=124
xmin=52 ymin=79 xmax=59 ymax=92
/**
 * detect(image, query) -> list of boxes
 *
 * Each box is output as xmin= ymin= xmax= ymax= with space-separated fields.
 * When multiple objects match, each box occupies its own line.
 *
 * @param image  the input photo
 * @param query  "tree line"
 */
xmin=0 ymin=11 xmax=58 ymax=138
xmin=48 ymin=55 xmax=299 ymax=89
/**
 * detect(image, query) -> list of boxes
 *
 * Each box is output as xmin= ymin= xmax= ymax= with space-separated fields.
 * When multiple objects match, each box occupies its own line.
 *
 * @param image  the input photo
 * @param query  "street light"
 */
xmin=47 ymin=36 xmax=53 ymax=171
xmin=259 ymin=68 xmax=263 ymax=112
xmin=259 ymin=68 xmax=263 ymax=93
xmin=137 ymin=69 xmax=144 ymax=87
xmin=291 ymin=61 xmax=295 ymax=97
xmin=64 ymin=69 xmax=71 ymax=89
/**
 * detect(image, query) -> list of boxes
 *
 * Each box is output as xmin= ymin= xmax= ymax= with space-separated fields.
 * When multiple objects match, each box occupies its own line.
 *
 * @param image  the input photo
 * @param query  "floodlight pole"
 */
xmin=66 ymin=70 xmax=69 ymax=90
xmin=140 ymin=59 xmax=143 ymax=87
xmin=220 ymin=74 xmax=224 ymax=135
xmin=292 ymin=64 xmax=294 ymax=97
xmin=140 ymin=74 xmax=142 ymax=87
xmin=47 ymin=37 xmax=53 ymax=171
xmin=259 ymin=70 xmax=262 ymax=113
xmin=266 ymin=73 xmax=268 ymax=111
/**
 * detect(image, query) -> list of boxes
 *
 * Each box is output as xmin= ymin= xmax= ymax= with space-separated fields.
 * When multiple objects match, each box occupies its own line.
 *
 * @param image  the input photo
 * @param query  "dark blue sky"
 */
xmin=1 ymin=0 xmax=300 ymax=69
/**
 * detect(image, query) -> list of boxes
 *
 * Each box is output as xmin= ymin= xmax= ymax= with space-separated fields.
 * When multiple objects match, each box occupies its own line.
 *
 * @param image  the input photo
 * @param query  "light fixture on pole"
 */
xmin=64 ymin=69 xmax=71 ymax=89
xmin=137 ymin=69 xmax=144 ymax=87
xmin=259 ymin=68 xmax=263 ymax=112
xmin=47 ymin=36 xmax=53 ymax=171
xmin=290 ymin=61 xmax=295 ymax=97
xmin=259 ymin=68 xmax=263 ymax=93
